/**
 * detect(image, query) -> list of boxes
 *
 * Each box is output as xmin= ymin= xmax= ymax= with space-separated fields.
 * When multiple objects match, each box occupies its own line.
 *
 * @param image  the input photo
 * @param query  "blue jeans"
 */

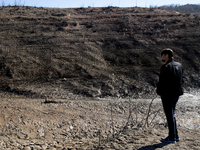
xmin=161 ymin=96 xmax=179 ymax=140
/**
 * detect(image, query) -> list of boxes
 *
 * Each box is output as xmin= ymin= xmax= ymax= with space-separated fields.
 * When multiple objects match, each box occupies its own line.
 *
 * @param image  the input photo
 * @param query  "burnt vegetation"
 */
xmin=159 ymin=4 xmax=200 ymax=14
xmin=0 ymin=6 xmax=200 ymax=98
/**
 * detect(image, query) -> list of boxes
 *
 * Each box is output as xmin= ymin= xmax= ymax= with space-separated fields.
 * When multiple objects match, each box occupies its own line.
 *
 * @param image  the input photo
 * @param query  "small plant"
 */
xmin=144 ymin=95 xmax=157 ymax=127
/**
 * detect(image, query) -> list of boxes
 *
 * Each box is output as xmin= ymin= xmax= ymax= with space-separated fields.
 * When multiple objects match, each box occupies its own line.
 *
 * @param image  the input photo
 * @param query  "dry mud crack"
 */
xmin=0 ymin=93 xmax=200 ymax=149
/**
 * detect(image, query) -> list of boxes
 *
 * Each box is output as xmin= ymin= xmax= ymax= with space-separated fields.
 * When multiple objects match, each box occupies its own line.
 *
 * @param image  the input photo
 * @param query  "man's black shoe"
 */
xmin=161 ymin=136 xmax=176 ymax=144
xmin=176 ymin=137 xmax=180 ymax=142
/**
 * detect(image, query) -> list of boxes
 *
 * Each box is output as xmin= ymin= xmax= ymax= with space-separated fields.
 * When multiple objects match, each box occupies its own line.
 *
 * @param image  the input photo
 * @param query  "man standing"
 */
xmin=156 ymin=48 xmax=184 ymax=143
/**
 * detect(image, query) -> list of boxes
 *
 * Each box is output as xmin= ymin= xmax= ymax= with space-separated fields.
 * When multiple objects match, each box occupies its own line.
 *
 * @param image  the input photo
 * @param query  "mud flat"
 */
xmin=0 ymin=93 xmax=200 ymax=149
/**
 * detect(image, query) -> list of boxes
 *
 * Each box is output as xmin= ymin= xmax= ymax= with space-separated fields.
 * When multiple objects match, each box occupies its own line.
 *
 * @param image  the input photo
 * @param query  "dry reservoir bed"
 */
xmin=0 ymin=93 xmax=200 ymax=149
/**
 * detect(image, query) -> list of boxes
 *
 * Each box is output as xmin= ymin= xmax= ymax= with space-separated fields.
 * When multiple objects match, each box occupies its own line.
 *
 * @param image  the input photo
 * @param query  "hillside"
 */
xmin=0 ymin=6 xmax=200 ymax=98
xmin=159 ymin=4 xmax=200 ymax=13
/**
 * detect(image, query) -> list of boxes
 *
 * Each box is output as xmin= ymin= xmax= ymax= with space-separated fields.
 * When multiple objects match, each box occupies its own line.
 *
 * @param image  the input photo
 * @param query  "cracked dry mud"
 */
xmin=0 ymin=93 xmax=200 ymax=150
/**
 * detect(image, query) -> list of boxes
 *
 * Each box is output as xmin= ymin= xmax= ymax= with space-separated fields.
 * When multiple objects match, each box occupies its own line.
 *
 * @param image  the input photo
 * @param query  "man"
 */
xmin=156 ymin=48 xmax=183 ymax=144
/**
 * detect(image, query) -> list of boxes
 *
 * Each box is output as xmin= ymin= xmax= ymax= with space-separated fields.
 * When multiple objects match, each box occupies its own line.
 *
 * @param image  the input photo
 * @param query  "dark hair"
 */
xmin=161 ymin=48 xmax=174 ymax=59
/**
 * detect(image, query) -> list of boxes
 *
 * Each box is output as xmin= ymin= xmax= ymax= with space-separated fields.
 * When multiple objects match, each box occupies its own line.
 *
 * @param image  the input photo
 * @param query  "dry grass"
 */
xmin=0 ymin=6 xmax=200 ymax=98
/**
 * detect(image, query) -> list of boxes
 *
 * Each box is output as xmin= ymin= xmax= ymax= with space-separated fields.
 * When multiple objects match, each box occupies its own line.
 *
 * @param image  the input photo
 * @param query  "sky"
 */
xmin=1 ymin=0 xmax=200 ymax=8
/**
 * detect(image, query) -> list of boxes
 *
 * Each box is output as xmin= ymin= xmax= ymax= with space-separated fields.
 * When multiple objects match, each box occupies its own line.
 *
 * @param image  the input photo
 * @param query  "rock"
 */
xmin=31 ymin=145 xmax=42 ymax=150
xmin=23 ymin=147 xmax=32 ymax=150
xmin=54 ymin=144 xmax=63 ymax=149
xmin=38 ymin=127 xmax=45 ymax=137
xmin=0 ymin=140 xmax=6 ymax=148
xmin=111 ymin=142 xmax=120 ymax=149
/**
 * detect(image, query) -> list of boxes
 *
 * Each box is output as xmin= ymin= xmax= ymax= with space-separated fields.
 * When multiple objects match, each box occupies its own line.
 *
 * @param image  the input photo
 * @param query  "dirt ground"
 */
xmin=0 ymin=6 xmax=200 ymax=150
xmin=0 ymin=92 xmax=200 ymax=150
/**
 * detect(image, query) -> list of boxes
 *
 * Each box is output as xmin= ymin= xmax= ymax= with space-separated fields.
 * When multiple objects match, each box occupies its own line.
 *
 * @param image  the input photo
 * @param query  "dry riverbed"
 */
xmin=0 ymin=93 xmax=200 ymax=149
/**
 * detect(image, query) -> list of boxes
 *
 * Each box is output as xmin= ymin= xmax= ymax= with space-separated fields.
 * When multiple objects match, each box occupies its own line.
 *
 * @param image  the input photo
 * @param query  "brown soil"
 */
xmin=0 ymin=93 xmax=200 ymax=149
xmin=0 ymin=6 xmax=200 ymax=150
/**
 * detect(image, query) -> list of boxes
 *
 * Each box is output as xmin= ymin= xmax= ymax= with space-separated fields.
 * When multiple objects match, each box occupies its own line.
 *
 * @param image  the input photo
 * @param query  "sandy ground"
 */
xmin=0 ymin=93 xmax=200 ymax=149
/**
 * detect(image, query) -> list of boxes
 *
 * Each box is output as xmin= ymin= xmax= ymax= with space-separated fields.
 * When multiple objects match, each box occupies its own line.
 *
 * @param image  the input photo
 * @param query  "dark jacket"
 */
xmin=156 ymin=60 xmax=183 ymax=97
